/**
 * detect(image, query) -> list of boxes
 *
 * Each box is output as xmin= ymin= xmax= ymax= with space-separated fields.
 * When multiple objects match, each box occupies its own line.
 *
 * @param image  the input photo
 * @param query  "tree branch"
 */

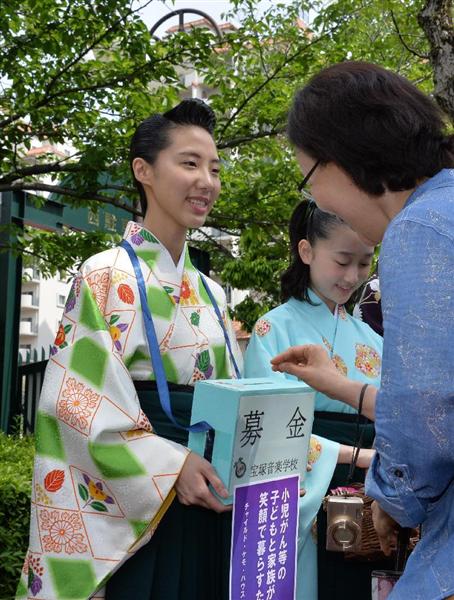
xmin=0 ymin=162 xmax=86 ymax=184
xmin=43 ymin=0 xmax=155 ymax=97
xmin=218 ymin=126 xmax=285 ymax=149
xmin=193 ymin=228 xmax=235 ymax=258
xmin=390 ymin=10 xmax=428 ymax=59
xmin=217 ymin=30 xmax=333 ymax=138
xmin=0 ymin=181 xmax=140 ymax=215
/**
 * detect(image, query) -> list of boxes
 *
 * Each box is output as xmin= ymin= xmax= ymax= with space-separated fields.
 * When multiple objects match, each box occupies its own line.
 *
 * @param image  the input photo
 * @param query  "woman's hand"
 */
xmin=175 ymin=452 xmax=231 ymax=513
xmin=371 ymin=501 xmax=399 ymax=556
xmin=271 ymin=344 xmax=346 ymax=398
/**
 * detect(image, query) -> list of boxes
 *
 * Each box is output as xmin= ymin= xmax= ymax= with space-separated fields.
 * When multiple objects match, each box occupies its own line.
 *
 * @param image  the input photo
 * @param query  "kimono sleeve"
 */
xmin=21 ymin=265 xmax=189 ymax=600
xmin=244 ymin=316 xmax=289 ymax=380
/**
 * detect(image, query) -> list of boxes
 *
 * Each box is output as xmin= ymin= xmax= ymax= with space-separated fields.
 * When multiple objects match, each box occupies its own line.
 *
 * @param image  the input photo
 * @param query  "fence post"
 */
xmin=0 ymin=192 xmax=22 ymax=433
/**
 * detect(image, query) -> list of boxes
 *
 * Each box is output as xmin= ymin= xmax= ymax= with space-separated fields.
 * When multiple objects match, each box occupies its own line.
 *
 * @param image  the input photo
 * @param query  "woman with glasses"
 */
xmin=244 ymin=199 xmax=386 ymax=599
xmin=272 ymin=61 xmax=454 ymax=600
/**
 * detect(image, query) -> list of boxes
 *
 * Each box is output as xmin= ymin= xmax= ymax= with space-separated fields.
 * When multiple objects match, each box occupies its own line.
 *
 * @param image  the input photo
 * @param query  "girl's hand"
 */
xmin=338 ymin=445 xmax=375 ymax=469
xmin=356 ymin=448 xmax=375 ymax=469
xmin=175 ymin=452 xmax=231 ymax=513
xmin=271 ymin=344 xmax=346 ymax=398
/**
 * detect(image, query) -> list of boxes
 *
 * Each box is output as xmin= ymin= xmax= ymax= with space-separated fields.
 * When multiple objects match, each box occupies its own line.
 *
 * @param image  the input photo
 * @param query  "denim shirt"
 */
xmin=366 ymin=169 xmax=454 ymax=599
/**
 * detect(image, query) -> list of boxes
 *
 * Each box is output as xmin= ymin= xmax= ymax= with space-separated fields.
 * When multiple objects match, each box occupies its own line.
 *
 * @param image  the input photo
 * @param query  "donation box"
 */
xmin=188 ymin=378 xmax=315 ymax=504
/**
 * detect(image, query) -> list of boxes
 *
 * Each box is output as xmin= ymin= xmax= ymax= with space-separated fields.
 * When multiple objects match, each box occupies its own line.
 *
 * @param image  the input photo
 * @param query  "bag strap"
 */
xmin=347 ymin=383 xmax=369 ymax=483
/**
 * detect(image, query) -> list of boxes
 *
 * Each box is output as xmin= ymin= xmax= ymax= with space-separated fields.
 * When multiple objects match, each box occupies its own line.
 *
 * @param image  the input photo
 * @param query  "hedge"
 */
xmin=0 ymin=431 xmax=34 ymax=600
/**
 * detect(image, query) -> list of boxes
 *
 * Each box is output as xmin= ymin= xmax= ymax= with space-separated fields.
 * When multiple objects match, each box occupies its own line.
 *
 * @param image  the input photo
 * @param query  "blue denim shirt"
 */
xmin=366 ymin=169 xmax=454 ymax=600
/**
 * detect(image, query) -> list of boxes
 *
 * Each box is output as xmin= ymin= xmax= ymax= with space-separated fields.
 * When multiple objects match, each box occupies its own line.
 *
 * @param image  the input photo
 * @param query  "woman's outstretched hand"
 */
xmin=175 ymin=452 xmax=231 ymax=513
xmin=371 ymin=501 xmax=399 ymax=556
xmin=271 ymin=344 xmax=345 ymax=398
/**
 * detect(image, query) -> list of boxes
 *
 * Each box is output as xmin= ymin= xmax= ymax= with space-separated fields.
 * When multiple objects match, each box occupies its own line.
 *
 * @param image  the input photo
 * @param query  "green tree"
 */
xmin=1 ymin=0 xmax=452 ymax=326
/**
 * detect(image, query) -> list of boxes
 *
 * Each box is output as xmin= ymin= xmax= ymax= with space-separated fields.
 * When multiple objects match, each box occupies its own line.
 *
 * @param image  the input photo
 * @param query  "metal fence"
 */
xmin=13 ymin=353 xmax=48 ymax=435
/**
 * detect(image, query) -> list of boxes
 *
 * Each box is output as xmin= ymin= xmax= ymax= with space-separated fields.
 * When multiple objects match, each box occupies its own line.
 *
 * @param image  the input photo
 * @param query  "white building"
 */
xmin=19 ymin=266 xmax=71 ymax=361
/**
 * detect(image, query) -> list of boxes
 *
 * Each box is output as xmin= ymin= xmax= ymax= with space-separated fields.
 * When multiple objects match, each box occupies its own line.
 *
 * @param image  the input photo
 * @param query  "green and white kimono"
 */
xmin=244 ymin=291 xmax=383 ymax=600
xmin=18 ymin=221 xmax=242 ymax=600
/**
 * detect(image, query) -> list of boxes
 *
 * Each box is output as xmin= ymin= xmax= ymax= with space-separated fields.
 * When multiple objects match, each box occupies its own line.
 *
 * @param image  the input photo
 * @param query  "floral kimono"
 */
xmin=244 ymin=290 xmax=383 ymax=600
xmin=18 ymin=221 xmax=242 ymax=600
xmin=245 ymin=290 xmax=382 ymax=413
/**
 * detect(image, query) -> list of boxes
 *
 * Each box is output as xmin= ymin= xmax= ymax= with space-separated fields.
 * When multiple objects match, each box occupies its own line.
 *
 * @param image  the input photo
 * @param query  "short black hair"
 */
xmin=130 ymin=99 xmax=216 ymax=215
xmin=288 ymin=61 xmax=454 ymax=195
xmin=281 ymin=200 xmax=344 ymax=303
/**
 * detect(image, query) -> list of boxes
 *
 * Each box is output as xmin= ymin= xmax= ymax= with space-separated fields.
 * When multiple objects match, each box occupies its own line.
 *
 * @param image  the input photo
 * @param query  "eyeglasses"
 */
xmin=298 ymin=159 xmax=320 ymax=198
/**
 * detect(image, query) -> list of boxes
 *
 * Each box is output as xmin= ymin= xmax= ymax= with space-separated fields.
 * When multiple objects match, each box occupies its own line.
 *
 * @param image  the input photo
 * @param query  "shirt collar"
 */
xmin=403 ymin=168 xmax=454 ymax=209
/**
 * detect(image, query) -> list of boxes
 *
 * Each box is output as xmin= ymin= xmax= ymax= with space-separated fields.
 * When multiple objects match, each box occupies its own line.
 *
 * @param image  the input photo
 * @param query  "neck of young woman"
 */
xmin=142 ymin=213 xmax=187 ymax=266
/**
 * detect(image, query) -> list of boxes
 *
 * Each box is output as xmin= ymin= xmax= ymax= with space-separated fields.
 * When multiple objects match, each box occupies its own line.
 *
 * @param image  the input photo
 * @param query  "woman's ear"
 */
xmin=298 ymin=239 xmax=313 ymax=265
xmin=132 ymin=157 xmax=152 ymax=185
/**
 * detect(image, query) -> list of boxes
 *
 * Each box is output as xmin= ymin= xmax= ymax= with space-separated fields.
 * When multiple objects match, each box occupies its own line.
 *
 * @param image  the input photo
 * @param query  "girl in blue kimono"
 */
xmin=244 ymin=199 xmax=388 ymax=599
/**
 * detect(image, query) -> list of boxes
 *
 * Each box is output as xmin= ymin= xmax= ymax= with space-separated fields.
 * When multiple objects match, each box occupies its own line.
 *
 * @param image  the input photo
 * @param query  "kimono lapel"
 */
xmin=301 ymin=289 xmax=341 ymax=353
xmin=122 ymin=222 xmax=235 ymax=384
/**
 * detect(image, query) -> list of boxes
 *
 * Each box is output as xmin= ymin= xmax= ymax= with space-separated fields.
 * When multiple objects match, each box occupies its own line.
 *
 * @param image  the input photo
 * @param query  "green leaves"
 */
xmin=0 ymin=431 xmax=35 ymax=598
xmin=197 ymin=350 xmax=211 ymax=373
xmin=90 ymin=501 xmax=108 ymax=512
xmin=5 ymin=224 xmax=121 ymax=279
xmin=78 ymin=483 xmax=89 ymax=502
xmin=0 ymin=0 xmax=449 ymax=330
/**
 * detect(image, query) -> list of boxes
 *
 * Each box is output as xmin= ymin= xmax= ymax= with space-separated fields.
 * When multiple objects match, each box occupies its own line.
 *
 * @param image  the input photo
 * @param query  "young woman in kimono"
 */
xmin=17 ymin=99 xmax=243 ymax=600
xmin=244 ymin=200 xmax=388 ymax=600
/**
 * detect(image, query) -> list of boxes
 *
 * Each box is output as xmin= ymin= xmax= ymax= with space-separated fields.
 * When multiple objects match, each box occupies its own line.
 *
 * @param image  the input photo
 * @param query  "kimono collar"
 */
xmin=306 ymin=288 xmax=343 ymax=318
xmin=122 ymin=221 xmax=193 ymax=279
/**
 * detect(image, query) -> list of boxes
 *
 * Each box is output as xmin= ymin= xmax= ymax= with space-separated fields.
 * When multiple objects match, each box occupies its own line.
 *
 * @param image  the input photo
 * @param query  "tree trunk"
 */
xmin=418 ymin=0 xmax=454 ymax=122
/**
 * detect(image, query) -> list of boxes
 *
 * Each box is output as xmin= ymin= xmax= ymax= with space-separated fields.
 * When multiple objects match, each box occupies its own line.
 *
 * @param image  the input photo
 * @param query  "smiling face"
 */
xmin=299 ymin=224 xmax=374 ymax=312
xmin=134 ymin=125 xmax=221 ymax=238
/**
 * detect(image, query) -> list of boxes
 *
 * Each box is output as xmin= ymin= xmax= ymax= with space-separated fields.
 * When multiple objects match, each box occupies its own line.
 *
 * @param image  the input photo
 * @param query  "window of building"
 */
xmin=57 ymin=294 xmax=66 ymax=307
xmin=104 ymin=212 xmax=117 ymax=231
xmin=88 ymin=208 xmax=99 ymax=225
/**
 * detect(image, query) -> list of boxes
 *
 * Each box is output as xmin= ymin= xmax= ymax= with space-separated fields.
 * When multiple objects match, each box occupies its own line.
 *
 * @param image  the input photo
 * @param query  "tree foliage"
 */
xmin=1 ymin=0 xmax=452 ymax=327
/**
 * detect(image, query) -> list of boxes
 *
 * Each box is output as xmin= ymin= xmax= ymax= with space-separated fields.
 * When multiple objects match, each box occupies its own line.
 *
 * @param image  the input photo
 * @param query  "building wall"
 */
xmin=19 ymin=267 xmax=71 ymax=360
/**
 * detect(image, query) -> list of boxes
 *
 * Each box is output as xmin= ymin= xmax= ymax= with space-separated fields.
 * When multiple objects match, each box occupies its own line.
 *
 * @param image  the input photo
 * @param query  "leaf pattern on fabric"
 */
xmin=197 ymin=350 xmax=210 ymax=372
xmin=78 ymin=473 xmax=115 ymax=512
xmin=44 ymin=470 xmax=65 ymax=493
xmin=140 ymin=229 xmax=159 ymax=243
xmin=51 ymin=322 xmax=73 ymax=355
xmin=108 ymin=315 xmax=129 ymax=352
xmin=195 ymin=349 xmax=214 ymax=379
xmin=190 ymin=311 xmax=200 ymax=326
xmin=24 ymin=552 xmax=44 ymax=597
xmin=117 ymin=283 xmax=134 ymax=304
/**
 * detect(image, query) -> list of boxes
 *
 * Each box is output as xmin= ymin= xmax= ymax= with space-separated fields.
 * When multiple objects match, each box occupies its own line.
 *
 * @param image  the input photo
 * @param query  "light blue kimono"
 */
xmin=244 ymin=289 xmax=383 ymax=599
